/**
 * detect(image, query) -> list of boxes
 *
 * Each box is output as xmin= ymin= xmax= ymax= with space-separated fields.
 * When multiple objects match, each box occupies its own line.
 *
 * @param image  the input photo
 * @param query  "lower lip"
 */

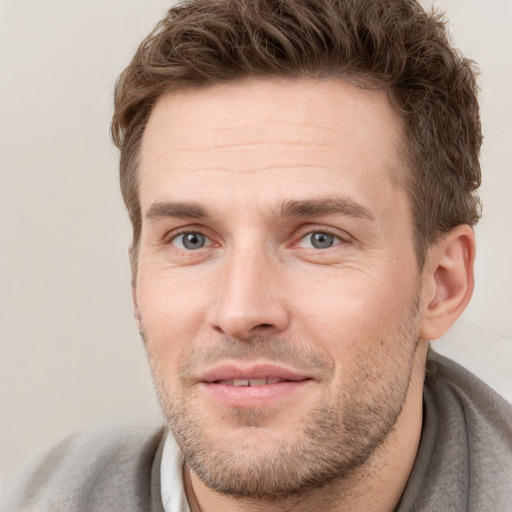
xmin=200 ymin=380 xmax=312 ymax=408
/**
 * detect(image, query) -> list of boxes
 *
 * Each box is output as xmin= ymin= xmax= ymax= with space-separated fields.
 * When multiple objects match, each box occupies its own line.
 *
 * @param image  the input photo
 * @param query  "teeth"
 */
xmin=218 ymin=377 xmax=285 ymax=386
xmin=249 ymin=378 xmax=266 ymax=386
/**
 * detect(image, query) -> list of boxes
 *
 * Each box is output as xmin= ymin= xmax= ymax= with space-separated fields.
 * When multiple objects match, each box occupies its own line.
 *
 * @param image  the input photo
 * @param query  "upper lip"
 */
xmin=198 ymin=363 xmax=312 ymax=383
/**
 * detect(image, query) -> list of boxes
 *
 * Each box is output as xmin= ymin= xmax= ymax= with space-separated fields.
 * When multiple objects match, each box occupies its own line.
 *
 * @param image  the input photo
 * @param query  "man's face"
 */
xmin=136 ymin=79 xmax=426 ymax=497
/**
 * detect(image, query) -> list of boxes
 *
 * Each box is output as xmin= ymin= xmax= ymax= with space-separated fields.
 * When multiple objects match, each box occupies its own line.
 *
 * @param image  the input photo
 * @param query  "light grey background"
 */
xmin=1 ymin=0 xmax=511 ymax=478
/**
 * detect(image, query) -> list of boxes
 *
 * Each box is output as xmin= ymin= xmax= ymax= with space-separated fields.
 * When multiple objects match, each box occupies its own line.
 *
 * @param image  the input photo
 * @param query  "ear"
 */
xmin=129 ymin=245 xmax=142 ymax=332
xmin=419 ymin=225 xmax=476 ymax=341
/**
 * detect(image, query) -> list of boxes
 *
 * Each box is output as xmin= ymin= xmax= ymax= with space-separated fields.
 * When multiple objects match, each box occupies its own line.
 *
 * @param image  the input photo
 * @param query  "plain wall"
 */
xmin=1 ymin=0 xmax=511 ymax=478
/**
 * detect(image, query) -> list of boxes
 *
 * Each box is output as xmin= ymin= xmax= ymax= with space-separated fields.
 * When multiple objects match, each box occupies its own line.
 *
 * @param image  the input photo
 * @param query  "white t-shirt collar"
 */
xmin=160 ymin=432 xmax=191 ymax=512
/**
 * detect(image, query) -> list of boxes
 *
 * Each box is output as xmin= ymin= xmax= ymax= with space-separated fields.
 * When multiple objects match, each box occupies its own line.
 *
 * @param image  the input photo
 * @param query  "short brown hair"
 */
xmin=111 ymin=0 xmax=482 ymax=271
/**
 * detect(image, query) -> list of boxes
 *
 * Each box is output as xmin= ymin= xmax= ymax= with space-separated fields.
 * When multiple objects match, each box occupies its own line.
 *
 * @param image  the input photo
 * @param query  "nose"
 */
xmin=207 ymin=245 xmax=290 ymax=340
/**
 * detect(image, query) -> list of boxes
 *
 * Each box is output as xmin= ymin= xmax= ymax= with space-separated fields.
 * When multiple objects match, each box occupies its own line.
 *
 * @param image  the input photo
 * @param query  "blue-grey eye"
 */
xmin=298 ymin=231 xmax=341 ymax=249
xmin=311 ymin=232 xmax=336 ymax=249
xmin=173 ymin=232 xmax=207 ymax=250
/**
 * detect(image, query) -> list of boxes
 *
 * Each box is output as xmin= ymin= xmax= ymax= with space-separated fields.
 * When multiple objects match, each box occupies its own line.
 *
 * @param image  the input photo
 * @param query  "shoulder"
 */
xmin=426 ymin=349 xmax=512 ymax=508
xmin=0 ymin=426 xmax=166 ymax=512
xmin=427 ymin=348 xmax=512 ymax=430
xmin=398 ymin=349 xmax=512 ymax=511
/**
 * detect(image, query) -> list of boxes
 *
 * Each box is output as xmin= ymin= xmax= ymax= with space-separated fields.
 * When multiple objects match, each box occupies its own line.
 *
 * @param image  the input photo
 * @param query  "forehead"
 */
xmin=139 ymin=79 xmax=407 ymax=216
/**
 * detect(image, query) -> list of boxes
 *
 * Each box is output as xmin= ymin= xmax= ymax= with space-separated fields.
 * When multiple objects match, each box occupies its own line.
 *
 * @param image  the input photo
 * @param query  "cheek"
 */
xmin=135 ymin=270 xmax=209 ymax=361
xmin=295 ymin=269 xmax=407 ymax=330
xmin=292 ymin=267 xmax=418 ymax=367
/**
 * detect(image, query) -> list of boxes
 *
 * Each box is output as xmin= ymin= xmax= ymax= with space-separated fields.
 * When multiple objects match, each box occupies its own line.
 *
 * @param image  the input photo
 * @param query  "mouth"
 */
xmin=215 ymin=377 xmax=290 ymax=386
xmin=198 ymin=363 xmax=313 ymax=407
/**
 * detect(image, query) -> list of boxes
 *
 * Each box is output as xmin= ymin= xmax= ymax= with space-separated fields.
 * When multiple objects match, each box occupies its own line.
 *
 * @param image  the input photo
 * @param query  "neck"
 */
xmin=185 ymin=341 xmax=428 ymax=512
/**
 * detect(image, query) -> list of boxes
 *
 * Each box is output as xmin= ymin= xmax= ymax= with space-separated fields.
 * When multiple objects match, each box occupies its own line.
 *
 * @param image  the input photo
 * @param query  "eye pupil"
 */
xmin=311 ymin=232 xmax=334 ymax=249
xmin=182 ymin=233 xmax=205 ymax=250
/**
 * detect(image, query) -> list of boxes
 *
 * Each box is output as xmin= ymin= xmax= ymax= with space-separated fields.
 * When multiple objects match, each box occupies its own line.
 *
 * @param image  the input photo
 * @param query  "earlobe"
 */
xmin=420 ymin=225 xmax=476 ymax=341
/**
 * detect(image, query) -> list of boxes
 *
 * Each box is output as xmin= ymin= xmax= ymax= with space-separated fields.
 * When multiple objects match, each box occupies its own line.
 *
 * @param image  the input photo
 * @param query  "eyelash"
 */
xmin=293 ymin=228 xmax=348 ymax=249
xmin=163 ymin=225 xmax=349 ymax=252
xmin=164 ymin=228 xmax=212 ymax=245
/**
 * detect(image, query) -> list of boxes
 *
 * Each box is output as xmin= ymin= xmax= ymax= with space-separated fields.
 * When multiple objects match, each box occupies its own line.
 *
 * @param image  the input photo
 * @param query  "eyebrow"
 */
xmin=275 ymin=197 xmax=375 ymax=221
xmin=144 ymin=196 xmax=375 ymax=223
xmin=145 ymin=201 xmax=209 ymax=221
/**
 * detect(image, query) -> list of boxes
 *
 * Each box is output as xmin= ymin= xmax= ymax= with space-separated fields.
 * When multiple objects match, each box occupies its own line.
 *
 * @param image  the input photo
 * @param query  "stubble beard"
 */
xmin=143 ymin=296 xmax=421 ymax=500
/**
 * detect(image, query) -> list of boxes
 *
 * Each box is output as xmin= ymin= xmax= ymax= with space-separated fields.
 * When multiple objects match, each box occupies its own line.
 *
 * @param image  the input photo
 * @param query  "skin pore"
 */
xmin=133 ymin=79 xmax=472 ymax=511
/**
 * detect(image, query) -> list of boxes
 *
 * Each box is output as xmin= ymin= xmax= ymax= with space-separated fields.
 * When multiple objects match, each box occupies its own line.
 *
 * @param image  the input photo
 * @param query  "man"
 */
xmin=2 ymin=0 xmax=511 ymax=511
